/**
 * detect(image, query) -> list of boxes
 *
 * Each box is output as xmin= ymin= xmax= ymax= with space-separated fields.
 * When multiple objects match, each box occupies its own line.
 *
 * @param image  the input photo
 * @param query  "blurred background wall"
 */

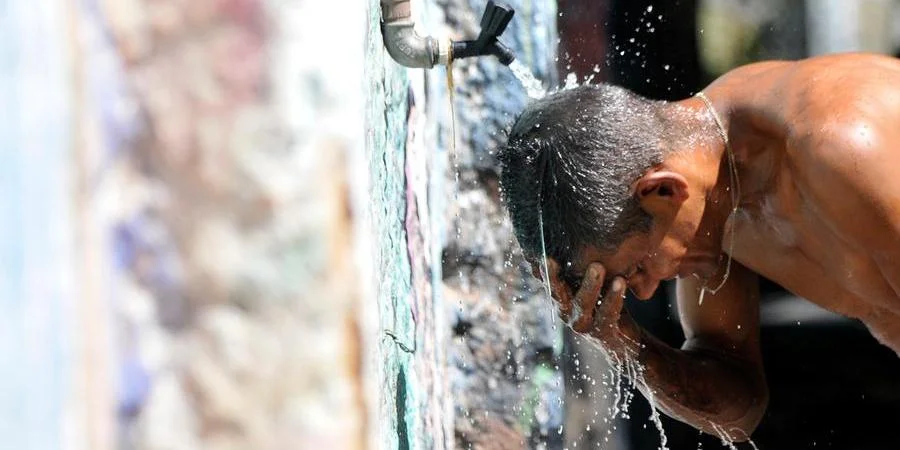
xmin=76 ymin=0 xmax=372 ymax=448
xmin=3 ymin=0 xmax=374 ymax=448
xmin=0 ymin=2 xmax=77 ymax=449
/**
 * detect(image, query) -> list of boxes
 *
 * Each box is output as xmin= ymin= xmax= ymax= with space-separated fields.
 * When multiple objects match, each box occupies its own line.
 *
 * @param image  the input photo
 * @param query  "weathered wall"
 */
xmin=365 ymin=0 xmax=452 ymax=447
xmin=427 ymin=0 xmax=564 ymax=448
xmin=365 ymin=0 xmax=561 ymax=447
xmin=76 ymin=0 xmax=371 ymax=448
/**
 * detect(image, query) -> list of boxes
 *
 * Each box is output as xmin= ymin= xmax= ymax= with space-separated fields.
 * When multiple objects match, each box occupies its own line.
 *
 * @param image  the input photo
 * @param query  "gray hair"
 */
xmin=498 ymin=84 xmax=668 ymax=265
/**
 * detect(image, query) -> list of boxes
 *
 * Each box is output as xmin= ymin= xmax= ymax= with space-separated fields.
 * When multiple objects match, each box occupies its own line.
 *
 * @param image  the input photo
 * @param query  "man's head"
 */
xmin=499 ymin=84 xmax=718 ymax=298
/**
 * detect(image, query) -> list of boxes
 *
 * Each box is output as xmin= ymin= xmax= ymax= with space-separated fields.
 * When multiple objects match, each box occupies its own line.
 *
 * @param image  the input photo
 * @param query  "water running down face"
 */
xmin=555 ymin=204 xmax=724 ymax=301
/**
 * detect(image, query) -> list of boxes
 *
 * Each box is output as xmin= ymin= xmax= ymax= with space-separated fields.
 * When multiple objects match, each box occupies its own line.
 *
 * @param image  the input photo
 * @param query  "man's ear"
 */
xmin=633 ymin=170 xmax=689 ymax=218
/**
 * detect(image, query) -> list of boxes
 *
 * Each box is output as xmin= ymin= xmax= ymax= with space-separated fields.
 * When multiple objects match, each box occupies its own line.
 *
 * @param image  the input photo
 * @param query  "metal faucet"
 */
xmin=380 ymin=0 xmax=516 ymax=68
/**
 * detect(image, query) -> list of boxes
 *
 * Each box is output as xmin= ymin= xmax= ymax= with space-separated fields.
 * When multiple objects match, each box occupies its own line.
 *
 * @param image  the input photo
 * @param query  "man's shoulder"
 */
xmin=789 ymin=54 xmax=900 ymax=120
xmin=723 ymin=52 xmax=899 ymax=80
xmin=794 ymin=52 xmax=900 ymax=72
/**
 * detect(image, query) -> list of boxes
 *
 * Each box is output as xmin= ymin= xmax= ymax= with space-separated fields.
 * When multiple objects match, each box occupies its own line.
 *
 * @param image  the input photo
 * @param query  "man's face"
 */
xmin=565 ymin=225 xmax=707 ymax=300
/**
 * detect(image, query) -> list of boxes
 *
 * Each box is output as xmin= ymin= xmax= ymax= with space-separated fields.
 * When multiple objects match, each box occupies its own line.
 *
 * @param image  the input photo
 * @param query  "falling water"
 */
xmin=710 ymin=424 xmax=740 ymax=450
xmin=447 ymin=62 xmax=457 ymax=156
xmin=537 ymin=213 xmax=553 ymax=300
xmin=582 ymin=328 xmax=675 ymax=450
xmin=509 ymin=59 xmax=546 ymax=99
xmin=708 ymin=422 xmax=761 ymax=450
xmin=447 ymin=59 xmax=470 ymax=310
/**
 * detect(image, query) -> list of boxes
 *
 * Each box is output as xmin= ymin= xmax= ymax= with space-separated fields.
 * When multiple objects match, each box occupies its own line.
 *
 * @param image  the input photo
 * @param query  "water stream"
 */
xmin=509 ymin=59 xmax=547 ymax=99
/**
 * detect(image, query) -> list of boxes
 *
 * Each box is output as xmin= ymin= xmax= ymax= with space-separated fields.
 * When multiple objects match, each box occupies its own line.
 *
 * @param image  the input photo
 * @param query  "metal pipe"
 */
xmin=380 ymin=0 xmax=450 ymax=68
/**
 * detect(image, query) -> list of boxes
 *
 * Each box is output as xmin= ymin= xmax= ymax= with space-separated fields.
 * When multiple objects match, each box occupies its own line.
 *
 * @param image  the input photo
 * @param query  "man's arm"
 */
xmin=633 ymin=263 xmax=768 ymax=439
xmin=545 ymin=260 xmax=768 ymax=440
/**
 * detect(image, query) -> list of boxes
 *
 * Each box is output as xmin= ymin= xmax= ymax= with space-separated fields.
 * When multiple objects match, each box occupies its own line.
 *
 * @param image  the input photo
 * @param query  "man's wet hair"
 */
xmin=498 ymin=84 xmax=668 ymax=266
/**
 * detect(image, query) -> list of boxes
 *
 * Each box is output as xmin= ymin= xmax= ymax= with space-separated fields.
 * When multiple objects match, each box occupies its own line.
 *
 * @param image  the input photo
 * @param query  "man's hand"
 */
xmin=535 ymin=258 xmax=630 ymax=353
xmin=528 ymin=257 xmax=768 ymax=439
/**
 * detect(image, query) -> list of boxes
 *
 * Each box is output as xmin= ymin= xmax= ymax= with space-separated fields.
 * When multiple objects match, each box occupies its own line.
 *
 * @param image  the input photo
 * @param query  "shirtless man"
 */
xmin=497 ymin=53 xmax=900 ymax=441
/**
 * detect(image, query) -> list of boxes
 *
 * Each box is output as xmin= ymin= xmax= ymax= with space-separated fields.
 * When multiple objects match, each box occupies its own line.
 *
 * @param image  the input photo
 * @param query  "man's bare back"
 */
xmin=498 ymin=52 xmax=900 ymax=440
xmin=709 ymin=53 xmax=900 ymax=351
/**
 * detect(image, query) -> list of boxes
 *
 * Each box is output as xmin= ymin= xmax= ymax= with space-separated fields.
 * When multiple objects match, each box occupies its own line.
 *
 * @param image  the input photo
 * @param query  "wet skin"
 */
xmin=535 ymin=53 xmax=900 ymax=440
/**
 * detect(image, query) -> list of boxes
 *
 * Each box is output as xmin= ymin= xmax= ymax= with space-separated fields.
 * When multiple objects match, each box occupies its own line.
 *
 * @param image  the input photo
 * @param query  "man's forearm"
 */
xmin=592 ymin=310 xmax=768 ymax=440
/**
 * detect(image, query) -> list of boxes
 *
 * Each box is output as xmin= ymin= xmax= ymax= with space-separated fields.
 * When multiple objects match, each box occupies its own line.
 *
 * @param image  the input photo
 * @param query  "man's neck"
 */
xmin=664 ymin=95 xmax=740 ymax=260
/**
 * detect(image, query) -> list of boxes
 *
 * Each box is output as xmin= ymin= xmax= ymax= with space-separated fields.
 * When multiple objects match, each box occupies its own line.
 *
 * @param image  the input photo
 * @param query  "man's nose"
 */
xmin=628 ymin=277 xmax=659 ymax=300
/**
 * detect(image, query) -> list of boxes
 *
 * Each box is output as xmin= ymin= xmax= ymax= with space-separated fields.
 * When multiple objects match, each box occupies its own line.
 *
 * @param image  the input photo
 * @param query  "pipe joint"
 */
xmin=382 ymin=20 xmax=446 ymax=68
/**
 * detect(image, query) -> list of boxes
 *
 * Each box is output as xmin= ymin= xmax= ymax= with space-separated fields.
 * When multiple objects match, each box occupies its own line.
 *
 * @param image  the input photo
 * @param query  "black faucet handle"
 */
xmin=449 ymin=0 xmax=517 ymax=65
xmin=479 ymin=1 xmax=515 ymax=41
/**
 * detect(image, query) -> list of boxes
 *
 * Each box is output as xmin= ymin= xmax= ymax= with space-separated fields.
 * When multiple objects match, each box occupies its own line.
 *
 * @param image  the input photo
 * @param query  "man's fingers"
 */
xmin=598 ymin=276 xmax=627 ymax=323
xmin=588 ymin=276 xmax=629 ymax=349
xmin=573 ymin=263 xmax=605 ymax=332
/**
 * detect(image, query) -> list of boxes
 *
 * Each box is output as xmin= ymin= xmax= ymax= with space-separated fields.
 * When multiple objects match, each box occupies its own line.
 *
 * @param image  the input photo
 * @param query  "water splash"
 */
xmin=563 ymin=72 xmax=579 ymax=90
xmin=710 ymin=424 xmax=739 ymax=450
xmin=509 ymin=59 xmax=546 ymax=99
xmin=586 ymin=336 xmax=671 ymax=450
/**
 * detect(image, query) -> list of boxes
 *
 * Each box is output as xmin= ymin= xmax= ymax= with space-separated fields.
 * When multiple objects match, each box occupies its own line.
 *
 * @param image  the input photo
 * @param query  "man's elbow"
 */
xmin=724 ymin=383 xmax=769 ymax=441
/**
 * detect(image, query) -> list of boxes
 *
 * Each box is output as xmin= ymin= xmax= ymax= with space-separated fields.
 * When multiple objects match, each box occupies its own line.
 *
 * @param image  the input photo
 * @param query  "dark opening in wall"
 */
xmin=396 ymin=368 xmax=411 ymax=450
